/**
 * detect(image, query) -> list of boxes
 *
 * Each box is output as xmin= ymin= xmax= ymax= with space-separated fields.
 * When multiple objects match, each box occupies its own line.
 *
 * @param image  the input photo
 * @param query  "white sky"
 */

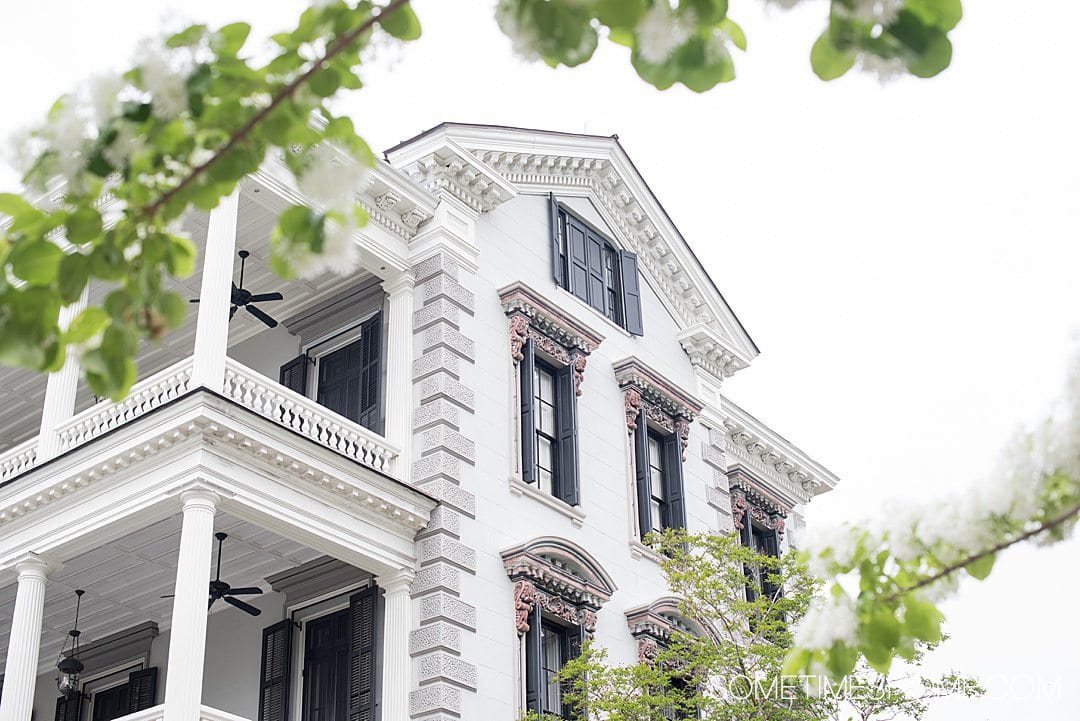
xmin=2 ymin=1 xmax=1078 ymax=718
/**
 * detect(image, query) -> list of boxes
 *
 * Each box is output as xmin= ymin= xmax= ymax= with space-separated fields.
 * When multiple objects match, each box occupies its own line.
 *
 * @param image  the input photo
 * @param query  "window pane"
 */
xmin=538 ymin=368 xmax=554 ymax=402
xmin=540 ymin=402 xmax=555 ymax=434
xmin=541 ymin=626 xmax=563 ymax=714
xmin=651 ymin=499 xmax=664 ymax=533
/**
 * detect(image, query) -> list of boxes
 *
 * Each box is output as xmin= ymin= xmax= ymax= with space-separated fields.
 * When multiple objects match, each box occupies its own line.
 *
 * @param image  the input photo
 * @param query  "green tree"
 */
xmin=529 ymin=530 xmax=981 ymax=721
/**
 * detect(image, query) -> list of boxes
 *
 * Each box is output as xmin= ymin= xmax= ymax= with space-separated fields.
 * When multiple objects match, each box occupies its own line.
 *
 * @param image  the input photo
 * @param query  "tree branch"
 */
xmin=882 ymin=499 xmax=1080 ymax=603
xmin=142 ymin=0 xmax=412 ymax=218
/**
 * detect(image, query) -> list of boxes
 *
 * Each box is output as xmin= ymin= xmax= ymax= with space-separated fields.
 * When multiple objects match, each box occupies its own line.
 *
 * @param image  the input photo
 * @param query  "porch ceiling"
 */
xmin=0 ymin=181 xmax=375 ymax=452
xmin=0 ymin=512 xmax=324 ymax=674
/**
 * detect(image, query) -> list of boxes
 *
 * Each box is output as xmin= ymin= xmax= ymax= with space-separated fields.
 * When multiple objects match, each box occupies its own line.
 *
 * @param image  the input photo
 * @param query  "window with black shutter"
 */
xmin=549 ymin=195 xmax=644 ymax=336
xmin=279 ymin=312 xmax=383 ymax=435
xmin=55 ymin=693 xmax=82 ymax=721
xmin=347 ymin=585 xmax=380 ymax=721
xmin=634 ymin=413 xmax=687 ymax=540
xmin=524 ymin=609 xmax=585 ymax=720
xmin=258 ymin=620 xmax=293 ymax=721
xmin=519 ymin=339 xmax=580 ymax=506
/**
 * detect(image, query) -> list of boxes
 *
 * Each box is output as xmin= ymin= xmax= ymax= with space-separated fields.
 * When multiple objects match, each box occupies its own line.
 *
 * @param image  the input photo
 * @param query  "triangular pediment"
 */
xmin=386 ymin=123 xmax=760 ymax=381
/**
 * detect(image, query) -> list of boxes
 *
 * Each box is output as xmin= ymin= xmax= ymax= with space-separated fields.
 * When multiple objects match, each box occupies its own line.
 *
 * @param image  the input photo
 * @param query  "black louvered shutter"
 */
xmin=554 ymin=363 xmax=579 ymax=506
xmin=523 ymin=604 xmax=543 ymax=716
xmin=550 ymin=194 xmax=566 ymax=289
xmin=258 ymin=620 xmax=292 ymax=721
xmin=585 ymin=234 xmax=606 ymax=314
xmin=279 ymin=354 xmax=309 ymax=395
xmin=358 ymin=312 xmax=383 ymax=434
xmin=55 ymin=694 xmax=81 ymax=721
xmin=741 ymin=509 xmax=757 ymax=602
xmin=348 ymin=585 xmax=379 ymax=721
xmin=126 ymin=668 xmax=158 ymax=713
xmin=634 ymin=410 xmax=652 ymax=540
xmin=662 ymin=432 xmax=686 ymax=531
xmin=618 ymin=250 xmax=644 ymax=336
xmin=565 ymin=215 xmax=590 ymax=303
xmin=519 ymin=339 xmax=538 ymax=485
xmin=762 ymin=526 xmax=782 ymax=600
xmin=561 ymin=625 xmax=587 ymax=719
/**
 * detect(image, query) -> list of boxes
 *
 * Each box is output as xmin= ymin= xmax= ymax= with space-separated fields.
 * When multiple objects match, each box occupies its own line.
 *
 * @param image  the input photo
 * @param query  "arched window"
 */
xmin=502 ymin=537 xmax=617 ymax=719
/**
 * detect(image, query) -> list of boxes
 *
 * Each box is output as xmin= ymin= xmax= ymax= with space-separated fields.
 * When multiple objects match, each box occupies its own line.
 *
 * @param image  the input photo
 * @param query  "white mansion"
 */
xmin=0 ymin=123 xmax=837 ymax=721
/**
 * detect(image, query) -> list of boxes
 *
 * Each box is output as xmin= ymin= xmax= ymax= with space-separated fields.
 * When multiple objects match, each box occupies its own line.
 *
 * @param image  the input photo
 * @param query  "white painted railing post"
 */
xmin=162 ymin=489 xmax=218 ymax=721
xmin=190 ymin=190 xmax=240 ymax=391
xmin=37 ymin=287 xmax=88 ymax=462
xmin=376 ymin=570 xmax=414 ymax=721
xmin=0 ymin=554 xmax=60 ymax=721
xmin=383 ymin=274 xmax=415 ymax=478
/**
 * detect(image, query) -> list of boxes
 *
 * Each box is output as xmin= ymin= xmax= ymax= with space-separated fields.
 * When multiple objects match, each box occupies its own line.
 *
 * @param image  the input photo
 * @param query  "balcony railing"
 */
xmin=221 ymin=358 xmax=399 ymax=474
xmin=0 ymin=356 xmax=399 ymax=484
xmin=0 ymin=437 xmax=38 ymax=484
xmin=55 ymin=358 xmax=195 ymax=454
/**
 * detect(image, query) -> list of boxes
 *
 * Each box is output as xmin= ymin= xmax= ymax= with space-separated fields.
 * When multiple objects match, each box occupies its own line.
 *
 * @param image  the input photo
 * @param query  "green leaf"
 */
xmin=905 ymin=0 xmax=963 ymax=31
xmin=378 ymin=4 xmax=422 ymax=40
xmin=66 ymin=206 xmax=103 ymax=244
xmin=64 ymin=307 xmax=109 ymax=344
xmin=680 ymin=0 xmax=728 ymax=24
xmin=904 ymin=596 xmax=943 ymax=643
xmin=595 ymin=0 xmax=647 ymax=27
xmin=811 ymin=31 xmax=856 ymax=80
xmin=166 ymin=234 xmax=198 ymax=277
xmin=720 ymin=18 xmax=747 ymax=52
xmin=0 ymin=193 xmax=35 ymax=219
xmin=58 ymin=252 xmax=90 ymax=304
xmin=905 ymin=33 xmax=952 ymax=78
xmin=214 ymin=22 xmax=252 ymax=55
xmin=159 ymin=292 xmax=188 ymax=330
xmin=10 ymin=240 xmax=64 ymax=285
xmin=309 ymin=68 xmax=341 ymax=97
xmin=859 ymin=608 xmax=901 ymax=674
xmin=965 ymin=553 xmax=995 ymax=580
xmin=166 ymin=24 xmax=208 ymax=48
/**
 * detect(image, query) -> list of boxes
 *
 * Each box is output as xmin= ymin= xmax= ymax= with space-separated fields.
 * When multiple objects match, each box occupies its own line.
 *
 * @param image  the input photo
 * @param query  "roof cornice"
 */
xmin=388 ymin=124 xmax=757 ymax=383
xmin=720 ymin=394 xmax=839 ymax=503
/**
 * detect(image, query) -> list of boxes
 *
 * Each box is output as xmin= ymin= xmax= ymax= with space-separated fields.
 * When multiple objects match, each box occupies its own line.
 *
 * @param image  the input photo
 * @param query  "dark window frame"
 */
xmin=525 ymin=606 xmax=585 ymax=720
xmin=520 ymin=339 xmax=580 ymax=507
xmin=635 ymin=411 xmax=687 ymax=541
xmin=550 ymin=195 xmax=644 ymax=336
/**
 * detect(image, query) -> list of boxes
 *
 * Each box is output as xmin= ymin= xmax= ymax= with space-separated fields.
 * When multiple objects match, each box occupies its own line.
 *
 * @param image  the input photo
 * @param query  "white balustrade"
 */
xmin=110 ymin=704 xmax=164 ymax=721
xmin=221 ymin=358 xmax=399 ymax=474
xmin=54 ymin=359 xmax=195 ymax=453
xmin=0 ymin=439 xmax=38 ymax=483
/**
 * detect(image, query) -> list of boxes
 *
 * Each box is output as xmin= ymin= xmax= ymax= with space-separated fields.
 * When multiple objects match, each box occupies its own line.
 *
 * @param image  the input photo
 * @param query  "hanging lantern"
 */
xmin=56 ymin=589 xmax=86 ymax=698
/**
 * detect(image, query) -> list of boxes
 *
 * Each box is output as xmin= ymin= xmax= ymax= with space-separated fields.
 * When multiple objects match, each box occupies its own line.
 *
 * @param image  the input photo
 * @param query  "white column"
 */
xmin=190 ymin=189 xmax=240 ymax=391
xmin=37 ymin=287 xmax=89 ymax=461
xmin=0 ymin=555 xmax=59 ymax=721
xmin=376 ymin=570 xmax=414 ymax=721
xmin=162 ymin=489 xmax=218 ymax=721
xmin=383 ymin=274 xmax=415 ymax=477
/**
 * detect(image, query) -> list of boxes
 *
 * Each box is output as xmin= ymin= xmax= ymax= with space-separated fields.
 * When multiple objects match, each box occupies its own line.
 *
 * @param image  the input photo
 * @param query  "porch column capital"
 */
xmin=13 ymin=552 xmax=63 ymax=580
xmin=383 ymin=272 xmax=415 ymax=298
xmin=376 ymin=569 xmax=415 ymax=595
xmin=179 ymin=488 xmax=220 ymax=514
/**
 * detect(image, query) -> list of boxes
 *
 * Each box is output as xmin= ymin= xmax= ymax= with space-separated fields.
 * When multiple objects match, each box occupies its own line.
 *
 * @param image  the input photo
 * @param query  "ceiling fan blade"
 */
xmin=229 ymin=305 xmax=238 ymax=320
xmin=247 ymin=292 xmax=283 ymax=303
xmin=208 ymin=597 xmax=217 ymax=611
xmin=223 ymin=595 xmax=262 ymax=616
xmin=246 ymin=304 xmax=278 ymax=328
xmin=189 ymin=298 xmax=200 ymax=304
xmin=160 ymin=594 xmax=175 ymax=599
xmin=224 ymin=587 xmax=263 ymax=596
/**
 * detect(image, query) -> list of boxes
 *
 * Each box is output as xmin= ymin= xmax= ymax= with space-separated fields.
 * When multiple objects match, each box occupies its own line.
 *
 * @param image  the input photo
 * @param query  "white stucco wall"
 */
xmin=455 ymin=192 xmax=727 ymax=719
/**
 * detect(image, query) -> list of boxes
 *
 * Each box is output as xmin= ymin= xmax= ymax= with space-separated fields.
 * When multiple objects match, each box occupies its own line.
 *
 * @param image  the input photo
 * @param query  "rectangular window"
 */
xmin=634 ymin=410 xmax=686 ymax=540
xmin=549 ymin=194 xmax=644 ymax=336
xmin=740 ymin=509 xmax=781 ymax=602
xmin=525 ymin=608 xmax=583 ymax=720
xmin=534 ymin=362 xmax=558 ymax=496
xmin=520 ymin=339 xmax=580 ymax=506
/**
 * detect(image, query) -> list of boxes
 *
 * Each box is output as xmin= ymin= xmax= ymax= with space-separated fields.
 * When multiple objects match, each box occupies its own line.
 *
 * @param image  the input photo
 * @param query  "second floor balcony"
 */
xmin=0 ymin=170 xmax=430 ymax=488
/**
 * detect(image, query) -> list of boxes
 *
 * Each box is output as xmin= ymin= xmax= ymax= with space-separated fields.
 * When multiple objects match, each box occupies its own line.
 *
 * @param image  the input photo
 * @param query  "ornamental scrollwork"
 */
xmin=514 ymin=579 xmax=540 ymax=634
xmin=624 ymin=388 xmax=643 ymax=430
xmin=508 ymin=315 xmax=529 ymax=363
xmin=638 ymin=638 xmax=659 ymax=663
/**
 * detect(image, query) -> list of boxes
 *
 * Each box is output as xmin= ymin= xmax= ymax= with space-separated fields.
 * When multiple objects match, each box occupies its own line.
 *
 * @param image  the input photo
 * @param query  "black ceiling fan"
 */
xmin=190 ymin=250 xmax=284 ymax=328
xmin=162 ymin=532 xmax=263 ymax=616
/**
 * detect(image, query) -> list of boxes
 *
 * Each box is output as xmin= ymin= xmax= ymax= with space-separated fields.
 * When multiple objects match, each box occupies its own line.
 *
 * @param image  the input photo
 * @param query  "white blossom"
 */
xmin=495 ymin=1 xmax=542 ymax=62
xmin=763 ymin=0 xmax=806 ymax=9
xmin=88 ymin=73 xmax=126 ymax=126
xmin=102 ymin=122 xmax=140 ymax=169
xmin=2 ymin=126 xmax=46 ymax=177
xmin=794 ymin=590 xmax=859 ymax=650
xmin=704 ymin=30 xmax=734 ymax=66
xmin=858 ymin=52 xmax=907 ymax=84
xmin=297 ymin=145 xmax=368 ymax=214
xmin=838 ymin=0 xmax=905 ymax=25
xmin=805 ymin=522 xmax=866 ymax=577
xmin=636 ymin=3 xmax=692 ymax=64
xmin=39 ymin=98 xmax=94 ymax=187
xmin=133 ymin=38 xmax=196 ymax=120
xmin=279 ymin=217 xmax=360 ymax=280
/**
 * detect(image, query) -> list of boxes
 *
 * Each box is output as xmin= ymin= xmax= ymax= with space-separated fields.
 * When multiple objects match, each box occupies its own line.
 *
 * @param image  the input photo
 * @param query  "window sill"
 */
xmin=552 ymin=285 xmax=633 ymax=340
xmin=628 ymin=538 xmax=666 ymax=565
xmin=509 ymin=476 xmax=586 ymax=528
